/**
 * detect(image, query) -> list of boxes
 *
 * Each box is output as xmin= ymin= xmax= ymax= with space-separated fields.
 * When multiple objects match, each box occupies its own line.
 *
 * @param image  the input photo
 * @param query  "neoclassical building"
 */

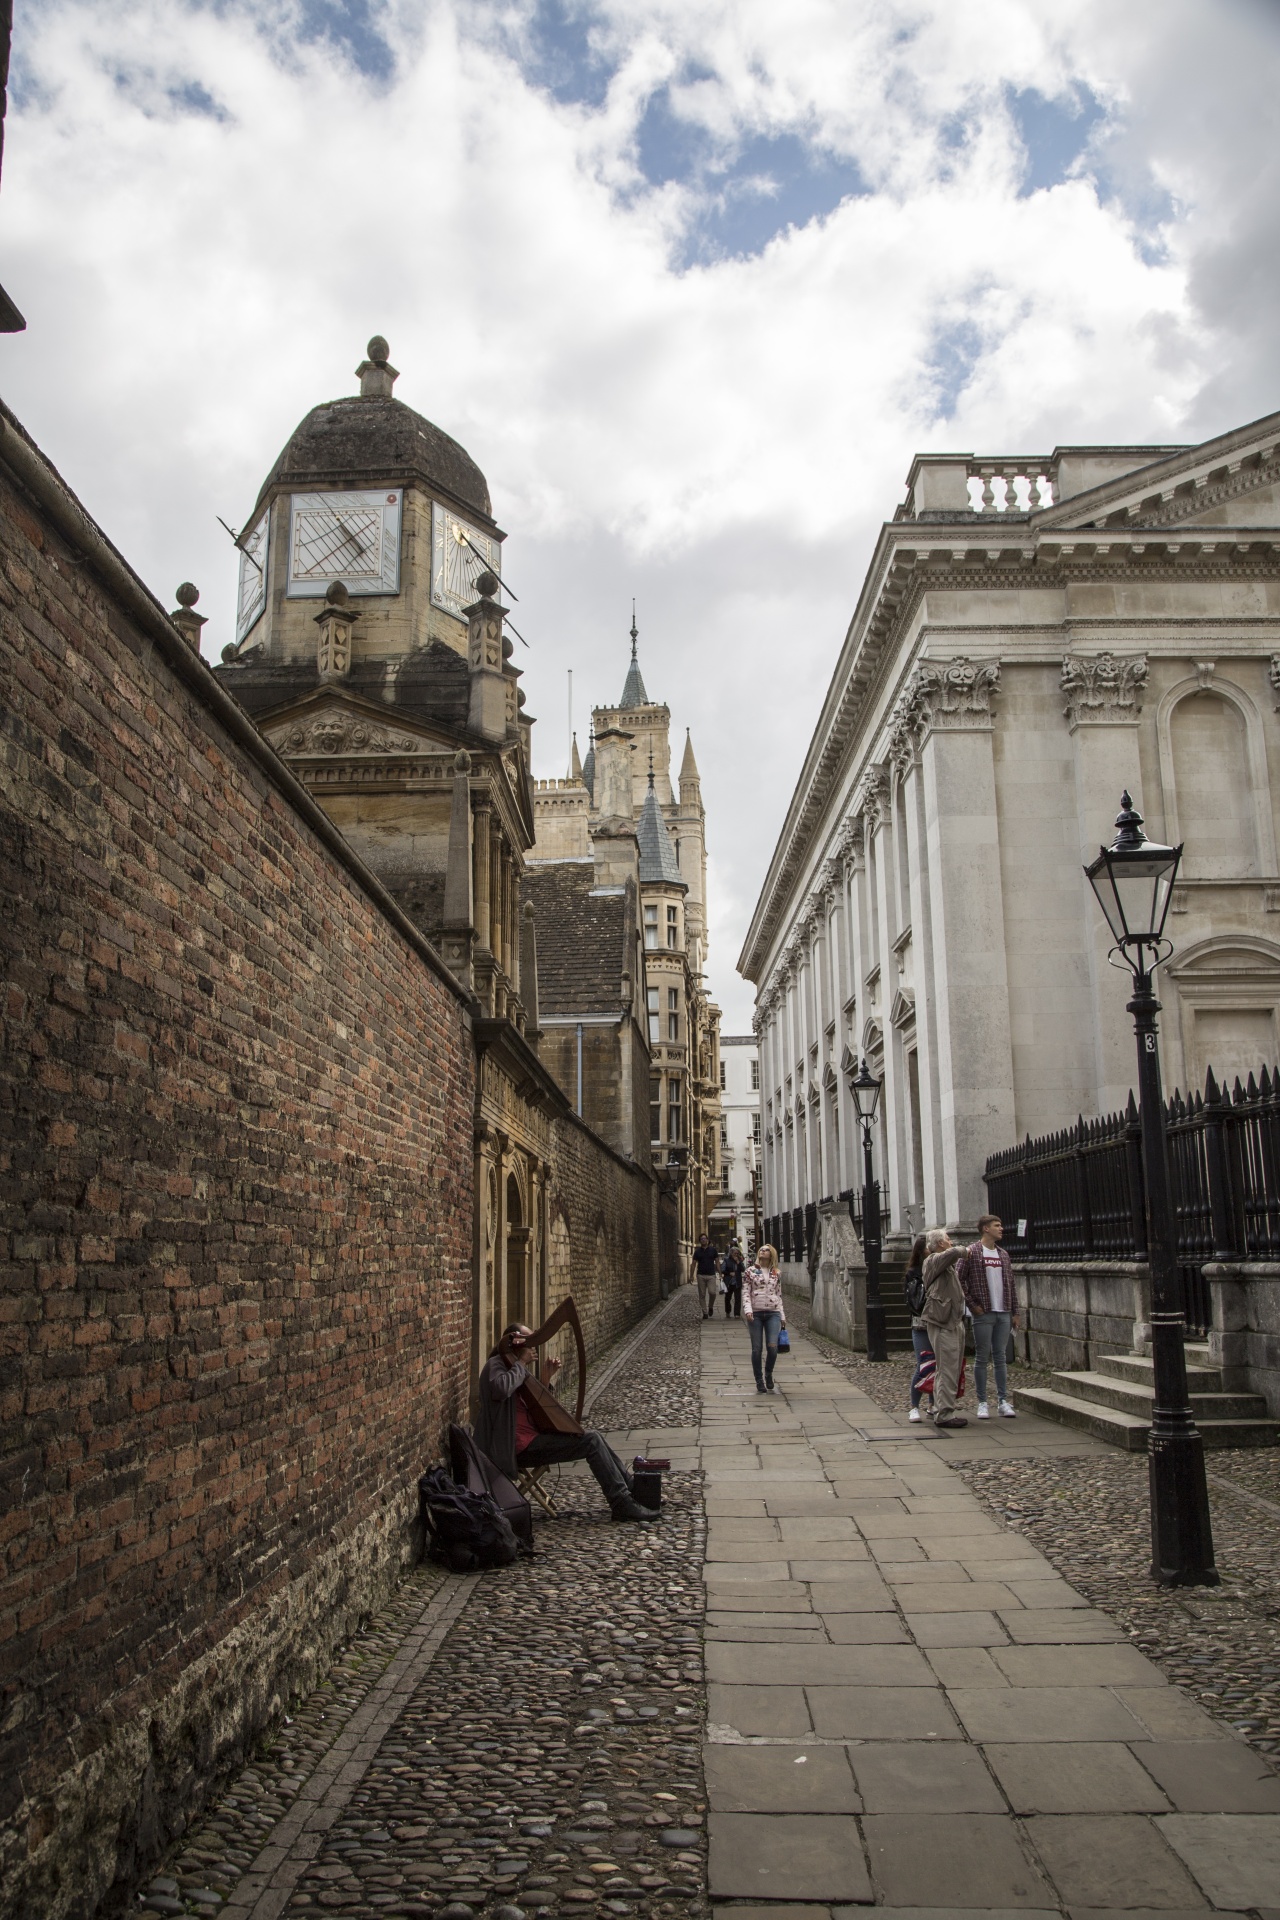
xmin=739 ymin=409 xmax=1280 ymax=1275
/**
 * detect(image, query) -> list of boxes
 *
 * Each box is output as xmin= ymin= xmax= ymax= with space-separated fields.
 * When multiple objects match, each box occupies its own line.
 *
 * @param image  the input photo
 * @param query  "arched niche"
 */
xmin=1165 ymin=934 xmax=1280 ymax=1097
xmin=1157 ymin=673 xmax=1276 ymax=879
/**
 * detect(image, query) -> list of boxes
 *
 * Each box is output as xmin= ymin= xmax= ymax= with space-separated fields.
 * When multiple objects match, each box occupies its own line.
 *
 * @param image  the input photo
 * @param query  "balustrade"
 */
xmin=966 ymin=458 xmax=1058 ymax=513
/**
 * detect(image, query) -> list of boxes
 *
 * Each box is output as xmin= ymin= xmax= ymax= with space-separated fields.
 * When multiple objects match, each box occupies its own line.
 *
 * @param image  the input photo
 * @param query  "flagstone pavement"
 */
xmin=690 ymin=1313 xmax=1280 ymax=1918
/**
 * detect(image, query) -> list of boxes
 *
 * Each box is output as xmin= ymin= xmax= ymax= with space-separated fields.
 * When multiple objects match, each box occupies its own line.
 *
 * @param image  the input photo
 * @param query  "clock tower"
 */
xmin=224 ymin=335 xmax=504 ymax=666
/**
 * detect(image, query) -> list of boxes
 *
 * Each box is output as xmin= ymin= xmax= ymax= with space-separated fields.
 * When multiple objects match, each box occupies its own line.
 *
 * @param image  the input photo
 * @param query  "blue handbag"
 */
xmin=777 ymin=1327 xmax=791 ymax=1355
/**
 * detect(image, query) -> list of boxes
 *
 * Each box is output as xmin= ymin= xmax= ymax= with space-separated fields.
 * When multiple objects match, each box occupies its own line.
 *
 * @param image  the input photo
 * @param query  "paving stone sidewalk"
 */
xmin=700 ymin=1315 xmax=1280 ymax=1918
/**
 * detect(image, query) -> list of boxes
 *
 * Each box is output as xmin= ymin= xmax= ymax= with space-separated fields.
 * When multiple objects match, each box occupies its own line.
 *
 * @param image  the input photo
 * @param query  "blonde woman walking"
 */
xmin=742 ymin=1244 xmax=786 ymax=1393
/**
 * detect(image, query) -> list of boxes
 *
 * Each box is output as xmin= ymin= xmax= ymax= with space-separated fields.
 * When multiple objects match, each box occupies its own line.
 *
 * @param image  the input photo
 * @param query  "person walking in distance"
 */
xmin=903 ymin=1233 xmax=935 ymax=1422
xmin=921 ymin=1228 xmax=967 ymax=1429
xmin=691 ymin=1233 xmax=721 ymax=1319
xmin=721 ymin=1240 xmax=746 ymax=1318
xmin=742 ymin=1244 xmax=785 ymax=1394
xmin=959 ymin=1214 xmax=1019 ymax=1419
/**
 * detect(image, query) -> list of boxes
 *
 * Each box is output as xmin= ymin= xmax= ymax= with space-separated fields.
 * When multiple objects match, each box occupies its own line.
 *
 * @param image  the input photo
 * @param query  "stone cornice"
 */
xmin=737 ymin=526 xmax=1280 ymax=984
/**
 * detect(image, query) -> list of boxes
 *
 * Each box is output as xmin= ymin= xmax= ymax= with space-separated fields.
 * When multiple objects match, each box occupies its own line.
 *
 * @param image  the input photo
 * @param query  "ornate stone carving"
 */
xmin=1060 ymin=651 xmax=1148 ymax=729
xmin=819 ymin=858 xmax=843 ymax=906
xmin=272 ymin=713 xmax=425 ymax=756
xmin=854 ymin=765 xmax=890 ymax=834
xmin=887 ymin=695 xmax=919 ymax=779
xmin=1270 ymin=656 xmax=1280 ymax=710
xmin=911 ymin=656 xmax=1002 ymax=733
xmin=837 ymin=818 xmax=865 ymax=871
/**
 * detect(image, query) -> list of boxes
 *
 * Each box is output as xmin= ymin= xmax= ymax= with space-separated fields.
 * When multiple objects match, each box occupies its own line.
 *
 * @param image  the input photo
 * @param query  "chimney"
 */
xmin=520 ymin=901 xmax=540 ymax=1043
xmin=170 ymin=582 xmax=206 ymax=655
xmin=592 ymin=723 xmax=634 ymax=821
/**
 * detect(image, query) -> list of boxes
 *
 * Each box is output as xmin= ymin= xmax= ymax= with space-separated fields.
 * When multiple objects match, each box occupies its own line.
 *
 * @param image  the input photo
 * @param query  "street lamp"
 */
xmin=845 ymin=1053 xmax=887 ymax=1363
xmin=1084 ymin=791 xmax=1217 ymax=1587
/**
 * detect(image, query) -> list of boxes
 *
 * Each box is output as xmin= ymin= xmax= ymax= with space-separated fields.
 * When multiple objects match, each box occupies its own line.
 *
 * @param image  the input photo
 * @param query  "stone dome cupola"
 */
xmin=251 ymin=335 xmax=494 ymax=524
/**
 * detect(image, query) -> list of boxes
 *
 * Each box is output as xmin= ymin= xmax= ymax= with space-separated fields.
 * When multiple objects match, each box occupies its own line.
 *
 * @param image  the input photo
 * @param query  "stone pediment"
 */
xmin=264 ymin=693 xmax=457 ymax=762
xmin=1038 ymin=409 xmax=1280 ymax=535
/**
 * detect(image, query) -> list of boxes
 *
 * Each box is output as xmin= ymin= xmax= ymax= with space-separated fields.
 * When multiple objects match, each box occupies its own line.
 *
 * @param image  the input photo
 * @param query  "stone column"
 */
xmin=915 ymin=657 xmax=1015 ymax=1226
xmin=473 ymin=800 xmax=492 ymax=952
xmin=1062 ymin=651 xmax=1151 ymax=1115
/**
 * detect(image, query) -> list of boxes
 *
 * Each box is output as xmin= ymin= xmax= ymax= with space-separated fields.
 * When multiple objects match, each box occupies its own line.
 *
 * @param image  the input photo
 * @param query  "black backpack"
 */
xmin=904 ymin=1267 xmax=928 ymax=1318
xmin=417 ymin=1467 xmax=521 ymax=1572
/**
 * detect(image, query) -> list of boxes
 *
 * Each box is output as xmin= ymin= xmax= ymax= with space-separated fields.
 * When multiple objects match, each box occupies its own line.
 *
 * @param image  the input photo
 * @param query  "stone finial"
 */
xmin=475 ymin=570 xmax=500 ymax=599
xmin=315 ymin=579 xmax=357 ymax=681
xmin=356 ymin=335 xmax=399 ymax=398
xmin=171 ymin=582 xmax=207 ymax=653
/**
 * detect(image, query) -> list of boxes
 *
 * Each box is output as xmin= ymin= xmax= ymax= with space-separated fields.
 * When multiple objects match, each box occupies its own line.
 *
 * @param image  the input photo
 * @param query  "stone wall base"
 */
xmin=1204 ymin=1262 xmax=1280 ymax=1417
xmin=1008 ymin=1260 xmax=1151 ymax=1372
xmin=5 ymin=1496 xmax=419 ymax=1920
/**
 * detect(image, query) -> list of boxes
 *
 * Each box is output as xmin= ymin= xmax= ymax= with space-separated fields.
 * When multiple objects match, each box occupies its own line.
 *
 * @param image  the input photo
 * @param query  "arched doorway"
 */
xmin=506 ymin=1171 xmax=531 ymax=1329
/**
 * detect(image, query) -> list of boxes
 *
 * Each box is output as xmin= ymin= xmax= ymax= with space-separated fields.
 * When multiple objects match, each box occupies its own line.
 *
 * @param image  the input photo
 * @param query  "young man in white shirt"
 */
xmin=958 ymin=1214 xmax=1020 ymax=1419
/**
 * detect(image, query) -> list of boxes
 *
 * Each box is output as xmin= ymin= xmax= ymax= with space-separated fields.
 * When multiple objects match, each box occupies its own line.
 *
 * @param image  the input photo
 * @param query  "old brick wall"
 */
xmin=0 ymin=425 xmax=476 ymax=1919
xmin=547 ymin=1111 xmax=661 ymax=1366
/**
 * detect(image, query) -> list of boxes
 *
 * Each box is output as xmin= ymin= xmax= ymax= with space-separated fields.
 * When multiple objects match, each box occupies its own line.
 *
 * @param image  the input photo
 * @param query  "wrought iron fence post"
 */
xmin=1075 ymin=1116 xmax=1094 ymax=1257
xmin=1202 ymin=1066 xmax=1238 ymax=1261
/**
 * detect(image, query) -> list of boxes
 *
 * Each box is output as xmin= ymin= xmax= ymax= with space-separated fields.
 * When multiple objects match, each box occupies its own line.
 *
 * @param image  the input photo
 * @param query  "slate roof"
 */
xmin=252 ymin=395 xmax=494 ymax=524
xmin=523 ymin=863 xmax=631 ymax=1017
xmin=214 ymin=641 xmax=470 ymax=731
xmin=619 ymin=652 xmax=649 ymax=707
xmin=637 ymin=784 xmax=685 ymax=886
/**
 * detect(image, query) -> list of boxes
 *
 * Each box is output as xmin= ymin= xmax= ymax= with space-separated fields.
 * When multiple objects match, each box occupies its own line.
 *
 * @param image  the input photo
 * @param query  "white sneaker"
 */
xmin=999 ymin=1399 xmax=1017 ymax=1418
xmin=976 ymin=1402 xmax=990 ymax=1419
xmin=908 ymin=1407 xmax=922 ymax=1422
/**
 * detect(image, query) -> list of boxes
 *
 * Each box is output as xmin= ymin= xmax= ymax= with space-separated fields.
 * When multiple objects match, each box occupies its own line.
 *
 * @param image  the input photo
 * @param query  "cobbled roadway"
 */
xmin=137 ymin=1290 xmax=710 ymax=1920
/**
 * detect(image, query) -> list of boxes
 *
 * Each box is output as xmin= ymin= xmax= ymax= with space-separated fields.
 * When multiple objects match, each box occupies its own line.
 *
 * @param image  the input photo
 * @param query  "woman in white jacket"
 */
xmin=742 ymin=1245 xmax=786 ymax=1394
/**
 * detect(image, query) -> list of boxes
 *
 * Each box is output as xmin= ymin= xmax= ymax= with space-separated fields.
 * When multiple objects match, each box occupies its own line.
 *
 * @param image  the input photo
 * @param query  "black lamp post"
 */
xmin=1084 ymin=791 xmax=1217 ymax=1587
xmin=847 ymin=1055 xmax=887 ymax=1363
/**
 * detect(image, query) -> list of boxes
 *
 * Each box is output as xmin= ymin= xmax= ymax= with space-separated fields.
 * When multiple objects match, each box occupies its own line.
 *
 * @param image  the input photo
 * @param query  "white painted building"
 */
xmin=739 ymin=410 xmax=1280 ymax=1292
xmin=709 ymin=1035 xmax=761 ymax=1250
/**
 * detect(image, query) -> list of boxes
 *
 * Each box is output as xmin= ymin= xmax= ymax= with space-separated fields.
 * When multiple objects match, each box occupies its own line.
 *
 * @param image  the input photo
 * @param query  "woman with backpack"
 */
xmin=903 ymin=1232 xmax=935 ymax=1423
xmin=742 ymin=1244 xmax=786 ymax=1393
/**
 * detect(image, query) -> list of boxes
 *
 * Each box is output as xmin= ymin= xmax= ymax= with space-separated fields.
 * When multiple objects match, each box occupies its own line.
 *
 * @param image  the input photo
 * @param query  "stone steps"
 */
xmin=1015 ymin=1350 xmax=1280 ymax=1450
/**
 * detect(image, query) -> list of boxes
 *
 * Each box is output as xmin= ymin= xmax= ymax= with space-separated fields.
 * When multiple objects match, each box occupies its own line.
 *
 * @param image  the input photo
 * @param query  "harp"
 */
xmin=521 ymin=1295 xmax=588 ymax=1425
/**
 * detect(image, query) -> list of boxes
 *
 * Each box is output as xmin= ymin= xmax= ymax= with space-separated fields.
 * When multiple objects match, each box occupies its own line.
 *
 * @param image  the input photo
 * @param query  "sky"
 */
xmin=4 ymin=0 xmax=1280 ymax=1030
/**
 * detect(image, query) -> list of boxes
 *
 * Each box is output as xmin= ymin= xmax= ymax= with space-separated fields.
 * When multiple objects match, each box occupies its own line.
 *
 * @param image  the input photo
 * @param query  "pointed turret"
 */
xmin=637 ymin=780 xmax=685 ymax=887
xmin=620 ymin=603 xmax=650 ymax=708
xmin=582 ymin=722 xmax=595 ymax=800
xmin=679 ymin=727 xmax=701 ymax=794
xmin=569 ymin=731 xmax=583 ymax=782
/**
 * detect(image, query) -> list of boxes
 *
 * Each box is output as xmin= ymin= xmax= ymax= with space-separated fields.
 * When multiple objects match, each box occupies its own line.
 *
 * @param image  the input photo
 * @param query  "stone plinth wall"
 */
xmin=0 ymin=422 xmax=475 ymax=1920
xmin=1205 ymin=1263 xmax=1280 ymax=1416
xmin=1007 ymin=1261 xmax=1150 ymax=1371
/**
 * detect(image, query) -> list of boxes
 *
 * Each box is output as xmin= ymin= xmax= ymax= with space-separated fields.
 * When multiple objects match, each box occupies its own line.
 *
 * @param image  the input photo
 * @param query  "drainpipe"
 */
xmin=576 ymin=1023 xmax=583 ymax=1116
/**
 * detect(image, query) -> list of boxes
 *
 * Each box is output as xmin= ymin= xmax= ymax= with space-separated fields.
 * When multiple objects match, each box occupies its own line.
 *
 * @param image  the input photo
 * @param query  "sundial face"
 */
xmin=286 ymin=488 xmax=402 ymax=598
xmin=235 ymin=508 xmax=269 ymax=642
xmin=431 ymin=501 xmax=501 ymax=620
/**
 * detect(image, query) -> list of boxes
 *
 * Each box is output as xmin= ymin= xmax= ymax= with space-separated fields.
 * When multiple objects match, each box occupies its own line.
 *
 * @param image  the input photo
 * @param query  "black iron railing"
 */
xmin=984 ymin=1065 xmax=1280 ymax=1338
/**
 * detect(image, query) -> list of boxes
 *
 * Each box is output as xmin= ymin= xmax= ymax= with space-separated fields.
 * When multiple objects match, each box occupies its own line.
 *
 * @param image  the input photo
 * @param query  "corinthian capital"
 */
xmin=1061 ymin=651 xmax=1148 ymax=729
xmin=854 ymin=764 xmax=890 ymax=834
xmin=911 ymin=656 xmax=1002 ymax=734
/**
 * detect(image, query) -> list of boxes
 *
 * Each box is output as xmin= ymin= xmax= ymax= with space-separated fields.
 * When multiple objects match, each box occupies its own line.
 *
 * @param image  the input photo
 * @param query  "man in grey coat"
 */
xmin=921 ymin=1230 xmax=968 ymax=1429
xmin=475 ymin=1325 xmax=656 ymax=1523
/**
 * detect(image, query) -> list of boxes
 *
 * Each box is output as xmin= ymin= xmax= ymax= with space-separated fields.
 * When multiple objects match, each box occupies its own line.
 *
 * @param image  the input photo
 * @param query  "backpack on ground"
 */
xmin=417 ymin=1466 xmax=521 ymax=1572
xmin=449 ymin=1423 xmax=533 ymax=1555
xmin=904 ymin=1268 xmax=928 ymax=1318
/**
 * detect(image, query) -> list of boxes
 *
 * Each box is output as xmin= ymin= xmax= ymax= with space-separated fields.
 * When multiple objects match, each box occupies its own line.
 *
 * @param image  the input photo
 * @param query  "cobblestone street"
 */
xmin=139 ymin=1292 xmax=1280 ymax=1920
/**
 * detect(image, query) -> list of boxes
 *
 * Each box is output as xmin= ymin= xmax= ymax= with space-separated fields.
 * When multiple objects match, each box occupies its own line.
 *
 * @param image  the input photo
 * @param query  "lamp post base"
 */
xmin=865 ymin=1296 xmax=888 ymax=1365
xmin=1148 ymin=1422 xmax=1219 ymax=1587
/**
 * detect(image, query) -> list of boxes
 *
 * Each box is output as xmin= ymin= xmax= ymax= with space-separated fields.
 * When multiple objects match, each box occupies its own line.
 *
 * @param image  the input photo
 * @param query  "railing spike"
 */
xmin=1260 ymin=1064 xmax=1273 ymax=1098
xmin=1247 ymin=1069 xmax=1260 ymax=1099
xmin=1234 ymin=1076 xmax=1246 ymax=1103
xmin=1204 ymin=1062 xmax=1220 ymax=1104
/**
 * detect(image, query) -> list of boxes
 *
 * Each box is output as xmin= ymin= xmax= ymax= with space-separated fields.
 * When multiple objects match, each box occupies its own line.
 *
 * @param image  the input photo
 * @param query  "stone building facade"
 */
xmin=531 ymin=628 xmax=722 ymax=1267
xmin=709 ymin=1036 xmax=761 ymax=1251
xmin=0 ymin=405 xmax=476 ymax=1919
xmin=740 ymin=411 xmax=1280 ymax=1293
xmin=214 ymin=341 xmax=670 ymax=1370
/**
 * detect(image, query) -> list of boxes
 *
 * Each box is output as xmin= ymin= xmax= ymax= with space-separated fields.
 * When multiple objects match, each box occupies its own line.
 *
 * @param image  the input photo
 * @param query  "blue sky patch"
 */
xmin=1008 ymin=85 xmax=1106 ymax=195
xmin=925 ymin=317 xmax=987 ymax=421
xmin=521 ymin=0 xmax=617 ymax=109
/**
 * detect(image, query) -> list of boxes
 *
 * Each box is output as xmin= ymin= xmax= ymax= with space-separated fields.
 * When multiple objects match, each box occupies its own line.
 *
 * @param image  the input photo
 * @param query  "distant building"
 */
xmin=710 ymin=1035 xmax=761 ymax=1251
xmin=739 ymin=411 xmax=1280 ymax=1296
xmin=531 ymin=622 xmax=722 ymax=1264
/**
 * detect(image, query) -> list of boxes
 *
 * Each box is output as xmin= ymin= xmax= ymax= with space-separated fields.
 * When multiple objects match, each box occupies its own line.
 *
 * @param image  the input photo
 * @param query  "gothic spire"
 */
xmin=620 ymin=600 xmax=649 ymax=708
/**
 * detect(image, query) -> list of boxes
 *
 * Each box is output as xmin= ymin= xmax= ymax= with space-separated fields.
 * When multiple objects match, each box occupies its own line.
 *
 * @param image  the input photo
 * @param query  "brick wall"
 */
xmin=548 ymin=1111 xmax=661 ymax=1369
xmin=0 ymin=422 xmax=476 ymax=1919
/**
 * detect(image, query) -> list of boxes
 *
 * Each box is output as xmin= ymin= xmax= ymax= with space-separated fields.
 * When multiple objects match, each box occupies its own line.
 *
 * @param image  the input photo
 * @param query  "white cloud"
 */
xmin=4 ymin=0 xmax=1278 ymax=1028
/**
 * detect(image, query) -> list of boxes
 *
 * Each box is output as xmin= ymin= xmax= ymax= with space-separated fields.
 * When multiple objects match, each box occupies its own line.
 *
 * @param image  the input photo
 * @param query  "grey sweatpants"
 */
xmin=927 ymin=1320 xmax=965 ymax=1418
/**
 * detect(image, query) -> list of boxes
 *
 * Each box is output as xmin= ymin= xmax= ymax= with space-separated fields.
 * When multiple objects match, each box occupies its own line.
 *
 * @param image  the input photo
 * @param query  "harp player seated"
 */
xmin=475 ymin=1324 xmax=658 ymax=1524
